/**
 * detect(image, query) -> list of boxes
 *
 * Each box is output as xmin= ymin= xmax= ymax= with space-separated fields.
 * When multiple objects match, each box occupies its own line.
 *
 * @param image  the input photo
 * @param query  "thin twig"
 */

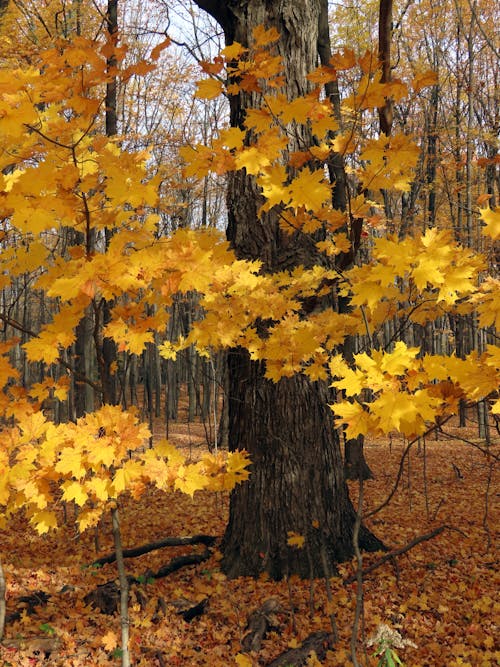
xmin=350 ymin=475 xmax=364 ymax=667
xmin=365 ymin=416 xmax=454 ymax=519
xmin=482 ymin=458 xmax=494 ymax=551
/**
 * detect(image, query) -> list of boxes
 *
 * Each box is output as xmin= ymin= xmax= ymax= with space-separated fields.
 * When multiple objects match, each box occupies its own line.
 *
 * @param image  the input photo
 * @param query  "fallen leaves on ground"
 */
xmin=0 ymin=416 xmax=498 ymax=667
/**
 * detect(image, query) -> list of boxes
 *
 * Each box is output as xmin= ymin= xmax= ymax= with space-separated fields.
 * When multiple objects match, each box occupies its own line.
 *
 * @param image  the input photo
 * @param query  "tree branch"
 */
xmin=343 ymin=525 xmax=464 ymax=584
xmin=91 ymin=534 xmax=216 ymax=567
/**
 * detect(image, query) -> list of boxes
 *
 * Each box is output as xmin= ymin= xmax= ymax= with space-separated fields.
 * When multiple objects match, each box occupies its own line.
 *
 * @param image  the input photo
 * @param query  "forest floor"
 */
xmin=0 ymin=405 xmax=498 ymax=667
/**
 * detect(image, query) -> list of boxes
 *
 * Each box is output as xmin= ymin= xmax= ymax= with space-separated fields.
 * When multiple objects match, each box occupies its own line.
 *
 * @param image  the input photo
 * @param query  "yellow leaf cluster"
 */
xmin=479 ymin=206 xmax=500 ymax=241
xmin=0 ymin=25 xmax=498 ymax=545
xmin=0 ymin=400 xmax=251 ymax=534
xmin=331 ymin=342 xmax=499 ymax=439
xmin=358 ymin=133 xmax=419 ymax=192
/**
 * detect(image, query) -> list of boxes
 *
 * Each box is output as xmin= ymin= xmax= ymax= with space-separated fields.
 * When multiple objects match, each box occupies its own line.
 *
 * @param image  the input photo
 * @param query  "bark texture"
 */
xmin=193 ymin=0 xmax=383 ymax=579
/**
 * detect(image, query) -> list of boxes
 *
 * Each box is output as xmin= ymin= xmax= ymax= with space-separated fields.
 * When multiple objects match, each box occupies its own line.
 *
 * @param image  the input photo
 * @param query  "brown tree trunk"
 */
xmin=223 ymin=351 xmax=381 ymax=578
xmin=344 ymin=437 xmax=374 ymax=481
xmin=100 ymin=0 xmax=119 ymax=406
xmin=378 ymin=0 xmax=393 ymax=135
xmin=193 ymin=0 xmax=383 ymax=579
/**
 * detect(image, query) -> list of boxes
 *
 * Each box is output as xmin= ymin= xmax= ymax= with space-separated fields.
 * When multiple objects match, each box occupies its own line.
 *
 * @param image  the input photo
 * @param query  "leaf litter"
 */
xmin=0 ymin=416 xmax=498 ymax=667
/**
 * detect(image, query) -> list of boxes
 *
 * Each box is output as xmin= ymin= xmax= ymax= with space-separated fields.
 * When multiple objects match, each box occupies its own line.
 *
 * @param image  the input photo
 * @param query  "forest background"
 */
xmin=0 ymin=0 xmax=498 ymax=665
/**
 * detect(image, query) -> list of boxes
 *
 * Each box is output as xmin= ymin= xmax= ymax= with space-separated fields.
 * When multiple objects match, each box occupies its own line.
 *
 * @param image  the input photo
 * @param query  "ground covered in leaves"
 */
xmin=1 ymin=418 xmax=498 ymax=666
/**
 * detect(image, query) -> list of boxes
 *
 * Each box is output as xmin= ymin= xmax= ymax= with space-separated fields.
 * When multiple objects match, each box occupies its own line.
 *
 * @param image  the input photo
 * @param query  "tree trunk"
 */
xmin=223 ymin=351 xmax=381 ymax=579
xmin=193 ymin=0 xmax=383 ymax=579
xmin=344 ymin=437 xmax=374 ymax=481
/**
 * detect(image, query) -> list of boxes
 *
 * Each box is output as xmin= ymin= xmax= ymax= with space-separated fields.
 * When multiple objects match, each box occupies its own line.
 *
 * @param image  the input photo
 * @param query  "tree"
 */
xmin=0 ymin=0 xmax=497 ymax=595
xmin=191 ymin=0 xmax=383 ymax=579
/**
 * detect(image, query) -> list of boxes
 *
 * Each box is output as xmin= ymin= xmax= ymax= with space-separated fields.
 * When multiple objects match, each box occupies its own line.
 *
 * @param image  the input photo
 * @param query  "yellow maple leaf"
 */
xmin=329 ymin=355 xmax=364 ymax=396
xmin=307 ymin=65 xmax=337 ymax=85
xmin=111 ymin=460 xmax=144 ymax=496
xmin=479 ymin=206 xmax=500 ymax=240
xmin=219 ymin=127 xmax=246 ymax=150
xmin=288 ymin=168 xmax=331 ymax=212
xmin=330 ymin=48 xmax=356 ymax=70
xmin=158 ymin=340 xmax=179 ymax=360
xmin=142 ymin=456 xmax=171 ymax=489
xmin=85 ymin=477 xmax=111 ymax=502
xmin=330 ymin=366 xmax=365 ymax=397
xmin=370 ymin=388 xmax=441 ymax=437
xmin=252 ymin=25 xmax=280 ymax=47
xmin=287 ymin=531 xmax=305 ymax=548
xmin=226 ymin=450 xmax=251 ymax=477
xmin=53 ymin=378 xmax=70 ymax=401
xmin=471 ymin=277 xmax=500 ymax=329
xmin=55 ymin=447 xmax=85 ymax=478
xmin=150 ymin=37 xmax=171 ymax=60
xmin=77 ymin=507 xmax=103 ymax=532
xmin=87 ymin=439 xmax=118 ymax=469
xmin=235 ymin=654 xmax=253 ymax=667
xmin=235 ymin=146 xmax=271 ymax=175
xmin=153 ymin=439 xmax=187 ymax=466
xmin=101 ymin=630 xmax=118 ymax=652
xmin=378 ymin=342 xmax=420 ymax=377
xmin=30 ymin=509 xmax=58 ymax=534
xmin=331 ymin=131 xmax=357 ymax=155
xmin=23 ymin=334 xmax=60 ymax=365
xmin=245 ymin=107 xmax=273 ymax=133
xmin=195 ymin=78 xmax=223 ymax=100
xmin=61 ymin=480 xmax=88 ymax=507
xmin=221 ymin=41 xmax=247 ymax=60
xmin=412 ymin=69 xmax=438 ymax=93
xmin=331 ymin=400 xmax=371 ymax=439
xmin=174 ymin=464 xmax=209 ymax=497
xmin=19 ymin=411 xmax=49 ymax=442
xmin=257 ymin=164 xmax=289 ymax=212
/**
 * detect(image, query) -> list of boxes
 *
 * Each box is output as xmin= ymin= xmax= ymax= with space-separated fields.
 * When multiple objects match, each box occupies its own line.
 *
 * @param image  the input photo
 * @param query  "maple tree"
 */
xmin=0 ymin=0 xmax=498 ymax=663
xmin=0 ymin=0 xmax=497 ymax=557
xmin=188 ymin=0 xmax=499 ymax=581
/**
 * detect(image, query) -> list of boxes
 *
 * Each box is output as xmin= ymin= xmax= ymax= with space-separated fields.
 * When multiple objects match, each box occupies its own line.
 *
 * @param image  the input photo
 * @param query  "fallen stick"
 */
xmin=85 ymin=551 xmax=212 ymax=614
xmin=343 ymin=525 xmax=449 ymax=585
xmin=90 ymin=534 xmax=216 ymax=567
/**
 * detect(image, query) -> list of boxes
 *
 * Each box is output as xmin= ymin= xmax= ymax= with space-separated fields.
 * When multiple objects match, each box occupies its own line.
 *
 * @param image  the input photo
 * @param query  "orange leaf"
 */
xmin=195 ymin=78 xmax=223 ymax=100
xmin=150 ymin=38 xmax=171 ymax=60
xmin=252 ymin=25 xmax=280 ymax=47
xmin=412 ymin=69 xmax=438 ymax=92
xmin=101 ymin=630 xmax=118 ymax=652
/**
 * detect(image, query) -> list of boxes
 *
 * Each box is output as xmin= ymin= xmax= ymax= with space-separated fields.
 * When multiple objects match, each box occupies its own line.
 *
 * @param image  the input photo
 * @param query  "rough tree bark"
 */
xmin=192 ymin=0 xmax=383 ymax=579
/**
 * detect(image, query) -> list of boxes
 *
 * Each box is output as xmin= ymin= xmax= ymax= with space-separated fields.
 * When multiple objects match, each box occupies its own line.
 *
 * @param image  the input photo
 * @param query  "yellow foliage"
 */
xmin=195 ymin=77 xmax=224 ymax=100
xmin=0 ymin=22 xmax=497 ymax=543
xmin=288 ymin=168 xmax=332 ymax=212
xmin=287 ymin=531 xmax=305 ymax=548
xmin=479 ymin=206 xmax=500 ymax=241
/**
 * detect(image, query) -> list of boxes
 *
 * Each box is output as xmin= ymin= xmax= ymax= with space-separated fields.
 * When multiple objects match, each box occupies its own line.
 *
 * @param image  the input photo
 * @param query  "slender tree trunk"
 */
xmin=111 ymin=507 xmax=130 ymax=667
xmin=425 ymin=84 xmax=439 ymax=227
xmin=100 ymin=0 xmax=119 ymax=405
xmin=193 ymin=0 xmax=383 ymax=579
xmin=0 ymin=557 xmax=5 ymax=641
xmin=378 ymin=0 xmax=393 ymax=136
